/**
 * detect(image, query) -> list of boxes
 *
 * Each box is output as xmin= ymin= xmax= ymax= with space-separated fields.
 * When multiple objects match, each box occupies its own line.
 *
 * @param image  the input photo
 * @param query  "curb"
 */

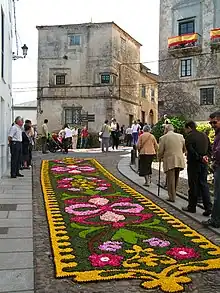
xmin=117 ymin=157 xmax=220 ymax=236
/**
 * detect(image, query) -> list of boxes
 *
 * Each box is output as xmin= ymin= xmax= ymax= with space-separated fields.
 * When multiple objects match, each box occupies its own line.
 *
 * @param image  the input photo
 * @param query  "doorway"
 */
xmin=149 ymin=109 xmax=154 ymax=126
xmin=129 ymin=114 xmax=134 ymax=127
xmin=141 ymin=111 xmax=145 ymax=125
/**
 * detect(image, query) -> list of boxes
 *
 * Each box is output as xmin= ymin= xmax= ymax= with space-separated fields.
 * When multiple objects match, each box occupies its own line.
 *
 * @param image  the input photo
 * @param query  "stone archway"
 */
xmin=149 ymin=109 xmax=154 ymax=126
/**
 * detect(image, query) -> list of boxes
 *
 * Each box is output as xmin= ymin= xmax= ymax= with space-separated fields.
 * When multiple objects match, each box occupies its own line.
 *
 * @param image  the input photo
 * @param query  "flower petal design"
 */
xmin=100 ymin=211 xmax=126 ymax=222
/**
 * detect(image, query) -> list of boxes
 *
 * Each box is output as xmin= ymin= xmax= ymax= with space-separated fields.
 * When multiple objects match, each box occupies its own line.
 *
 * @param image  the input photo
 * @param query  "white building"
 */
xmin=13 ymin=100 xmax=37 ymax=125
xmin=0 ymin=0 xmax=13 ymax=178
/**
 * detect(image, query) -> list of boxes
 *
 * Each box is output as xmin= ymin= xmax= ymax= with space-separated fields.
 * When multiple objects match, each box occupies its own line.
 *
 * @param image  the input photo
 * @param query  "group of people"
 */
xmin=100 ymin=118 xmax=147 ymax=152
xmin=41 ymin=119 xmax=89 ymax=154
xmin=135 ymin=112 xmax=220 ymax=229
xmin=8 ymin=116 xmax=35 ymax=178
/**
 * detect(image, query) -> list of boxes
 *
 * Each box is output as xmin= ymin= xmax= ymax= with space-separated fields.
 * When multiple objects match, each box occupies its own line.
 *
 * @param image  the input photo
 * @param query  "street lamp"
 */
xmin=12 ymin=44 xmax=28 ymax=60
xmin=21 ymin=44 xmax=28 ymax=58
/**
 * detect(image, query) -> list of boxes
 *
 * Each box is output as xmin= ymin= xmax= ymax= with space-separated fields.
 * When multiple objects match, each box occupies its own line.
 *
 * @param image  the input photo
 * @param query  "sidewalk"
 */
xmin=0 ymin=169 xmax=34 ymax=293
xmin=118 ymin=156 xmax=220 ymax=236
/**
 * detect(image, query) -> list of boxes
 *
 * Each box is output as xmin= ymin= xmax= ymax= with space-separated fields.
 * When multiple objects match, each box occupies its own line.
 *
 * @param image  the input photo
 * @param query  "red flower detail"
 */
xmin=89 ymin=253 xmax=123 ymax=267
xmin=166 ymin=247 xmax=200 ymax=260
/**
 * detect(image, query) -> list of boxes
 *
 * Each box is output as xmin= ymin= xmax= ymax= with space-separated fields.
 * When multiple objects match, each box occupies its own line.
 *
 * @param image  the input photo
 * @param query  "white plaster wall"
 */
xmin=0 ymin=0 xmax=12 ymax=178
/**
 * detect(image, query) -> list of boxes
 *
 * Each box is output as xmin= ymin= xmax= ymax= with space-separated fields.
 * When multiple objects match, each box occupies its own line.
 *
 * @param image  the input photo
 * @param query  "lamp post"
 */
xmin=12 ymin=44 xmax=28 ymax=60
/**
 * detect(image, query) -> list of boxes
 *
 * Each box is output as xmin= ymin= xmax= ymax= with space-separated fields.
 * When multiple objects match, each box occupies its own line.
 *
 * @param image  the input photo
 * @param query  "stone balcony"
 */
xmin=168 ymin=33 xmax=202 ymax=57
xmin=210 ymin=28 xmax=220 ymax=51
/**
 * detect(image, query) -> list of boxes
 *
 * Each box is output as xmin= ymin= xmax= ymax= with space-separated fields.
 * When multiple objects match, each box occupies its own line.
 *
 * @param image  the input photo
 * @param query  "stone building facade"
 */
xmin=36 ymin=22 xmax=158 ymax=132
xmin=159 ymin=0 xmax=220 ymax=121
xmin=0 ymin=0 xmax=12 ymax=177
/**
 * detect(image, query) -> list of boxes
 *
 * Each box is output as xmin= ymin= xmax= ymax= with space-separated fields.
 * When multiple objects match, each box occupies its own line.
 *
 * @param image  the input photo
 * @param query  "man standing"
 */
xmin=158 ymin=124 xmax=186 ymax=202
xmin=182 ymin=121 xmax=212 ymax=216
xmin=80 ymin=126 xmax=89 ymax=149
xmin=125 ymin=125 xmax=133 ymax=146
xmin=203 ymin=112 xmax=220 ymax=228
xmin=8 ymin=116 xmax=24 ymax=178
xmin=41 ymin=119 xmax=49 ymax=154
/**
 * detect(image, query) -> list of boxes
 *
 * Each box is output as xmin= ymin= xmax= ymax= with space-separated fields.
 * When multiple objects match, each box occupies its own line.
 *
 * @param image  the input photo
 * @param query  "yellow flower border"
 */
xmin=41 ymin=158 xmax=220 ymax=293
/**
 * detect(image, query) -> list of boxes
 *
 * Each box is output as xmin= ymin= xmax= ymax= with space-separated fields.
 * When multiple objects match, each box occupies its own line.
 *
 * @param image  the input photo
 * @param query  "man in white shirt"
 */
xmin=131 ymin=121 xmax=140 ymax=145
xmin=63 ymin=124 xmax=72 ymax=154
xmin=126 ymin=126 xmax=133 ymax=146
xmin=8 ymin=116 xmax=24 ymax=178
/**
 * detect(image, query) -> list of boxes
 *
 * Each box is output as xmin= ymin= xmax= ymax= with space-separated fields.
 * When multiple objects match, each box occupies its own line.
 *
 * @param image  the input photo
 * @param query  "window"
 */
xmin=1 ymin=7 xmax=4 ymax=79
xmin=101 ymin=74 xmax=110 ymax=84
xmin=64 ymin=107 xmax=82 ymax=125
xmin=56 ymin=74 xmax=65 ymax=85
xmin=121 ymin=37 xmax=126 ymax=53
xmin=181 ymin=59 xmax=192 ymax=77
xmin=151 ymin=88 xmax=155 ymax=100
xmin=200 ymin=88 xmax=214 ymax=105
xmin=179 ymin=20 xmax=195 ymax=35
xmin=69 ymin=35 xmax=81 ymax=46
xmin=141 ymin=85 xmax=146 ymax=98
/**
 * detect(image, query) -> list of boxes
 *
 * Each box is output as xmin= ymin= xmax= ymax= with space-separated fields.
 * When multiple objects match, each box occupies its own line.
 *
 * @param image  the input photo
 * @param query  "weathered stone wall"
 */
xmin=37 ymin=22 xmax=158 ymax=132
xmin=159 ymin=0 xmax=220 ymax=120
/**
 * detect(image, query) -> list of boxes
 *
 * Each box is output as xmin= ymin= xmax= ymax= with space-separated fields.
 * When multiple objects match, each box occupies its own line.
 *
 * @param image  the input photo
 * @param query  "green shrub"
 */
xmin=196 ymin=123 xmax=215 ymax=144
xmin=151 ymin=116 xmax=186 ymax=141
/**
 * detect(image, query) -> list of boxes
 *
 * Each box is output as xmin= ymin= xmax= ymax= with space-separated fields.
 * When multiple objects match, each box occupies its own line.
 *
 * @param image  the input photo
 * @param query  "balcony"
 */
xmin=168 ymin=33 xmax=201 ymax=57
xmin=210 ymin=28 xmax=220 ymax=51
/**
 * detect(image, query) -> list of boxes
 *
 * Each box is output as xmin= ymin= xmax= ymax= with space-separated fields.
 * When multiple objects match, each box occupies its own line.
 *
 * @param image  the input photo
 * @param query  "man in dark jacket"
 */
xmin=182 ymin=121 xmax=212 ymax=216
xmin=203 ymin=112 xmax=220 ymax=228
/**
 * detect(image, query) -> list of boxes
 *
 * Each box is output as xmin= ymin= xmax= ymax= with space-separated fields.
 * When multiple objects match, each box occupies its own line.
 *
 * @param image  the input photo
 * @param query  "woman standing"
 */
xmin=71 ymin=127 xmax=78 ymax=149
xmin=110 ymin=118 xmax=120 ymax=150
xmin=22 ymin=124 xmax=32 ymax=169
xmin=137 ymin=125 xmax=158 ymax=186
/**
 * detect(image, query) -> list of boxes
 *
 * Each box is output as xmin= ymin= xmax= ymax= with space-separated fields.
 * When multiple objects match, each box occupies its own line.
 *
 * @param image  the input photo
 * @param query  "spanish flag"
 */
xmin=168 ymin=33 xmax=198 ymax=48
xmin=210 ymin=28 xmax=220 ymax=40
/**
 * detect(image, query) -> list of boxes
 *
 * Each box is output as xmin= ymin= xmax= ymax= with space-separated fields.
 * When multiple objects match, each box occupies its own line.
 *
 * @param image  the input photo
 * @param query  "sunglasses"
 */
xmin=209 ymin=121 xmax=218 ymax=125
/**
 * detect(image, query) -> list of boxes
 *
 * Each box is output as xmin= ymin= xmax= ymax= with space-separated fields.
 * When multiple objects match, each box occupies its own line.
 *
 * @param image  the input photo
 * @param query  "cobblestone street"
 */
xmin=31 ymin=150 xmax=220 ymax=293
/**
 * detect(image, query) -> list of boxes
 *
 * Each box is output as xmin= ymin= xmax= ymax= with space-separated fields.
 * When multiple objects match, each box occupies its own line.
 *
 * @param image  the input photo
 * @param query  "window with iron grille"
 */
xmin=200 ymin=88 xmax=214 ymax=105
xmin=56 ymin=75 xmax=66 ymax=85
xmin=64 ymin=108 xmax=82 ymax=125
xmin=179 ymin=19 xmax=195 ymax=35
xmin=181 ymin=59 xmax=192 ymax=77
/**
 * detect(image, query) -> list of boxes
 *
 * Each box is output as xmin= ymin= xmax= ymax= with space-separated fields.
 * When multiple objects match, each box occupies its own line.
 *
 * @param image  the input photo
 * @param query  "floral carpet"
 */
xmin=41 ymin=158 xmax=220 ymax=292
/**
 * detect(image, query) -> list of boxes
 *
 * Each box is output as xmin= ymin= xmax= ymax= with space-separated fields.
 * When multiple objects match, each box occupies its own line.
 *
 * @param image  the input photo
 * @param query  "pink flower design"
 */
xmin=143 ymin=238 xmax=170 ymax=247
xmin=100 ymin=211 xmax=125 ymax=222
xmin=99 ymin=241 xmax=123 ymax=252
xmin=96 ymin=186 xmax=108 ymax=191
xmin=68 ymin=187 xmax=81 ymax=192
xmin=65 ymin=203 xmax=100 ymax=216
xmin=57 ymin=183 xmax=72 ymax=189
xmin=78 ymin=166 xmax=96 ymax=172
xmin=89 ymin=253 xmax=123 ymax=267
xmin=89 ymin=197 xmax=109 ymax=206
xmin=166 ymin=247 xmax=200 ymax=260
xmin=68 ymin=170 xmax=82 ymax=174
xmin=57 ymin=178 xmax=73 ymax=184
xmin=65 ymin=197 xmax=153 ymax=227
